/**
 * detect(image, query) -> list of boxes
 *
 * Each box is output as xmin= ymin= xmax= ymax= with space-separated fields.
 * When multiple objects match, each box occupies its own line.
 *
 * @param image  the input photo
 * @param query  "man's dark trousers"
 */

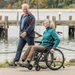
xmin=13 ymin=36 xmax=34 ymax=63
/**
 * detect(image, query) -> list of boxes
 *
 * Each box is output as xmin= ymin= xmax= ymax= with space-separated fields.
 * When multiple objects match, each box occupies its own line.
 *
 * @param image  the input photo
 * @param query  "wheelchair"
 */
xmin=27 ymin=41 xmax=65 ymax=71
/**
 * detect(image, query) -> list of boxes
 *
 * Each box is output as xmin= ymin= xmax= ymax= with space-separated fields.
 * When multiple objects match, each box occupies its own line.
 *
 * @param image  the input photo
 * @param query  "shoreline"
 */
xmin=0 ymin=9 xmax=75 ymax=12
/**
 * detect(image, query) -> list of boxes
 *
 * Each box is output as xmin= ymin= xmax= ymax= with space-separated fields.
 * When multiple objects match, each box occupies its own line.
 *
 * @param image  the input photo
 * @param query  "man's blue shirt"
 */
xmin=21 ymin=12 xmax=29 ymax=30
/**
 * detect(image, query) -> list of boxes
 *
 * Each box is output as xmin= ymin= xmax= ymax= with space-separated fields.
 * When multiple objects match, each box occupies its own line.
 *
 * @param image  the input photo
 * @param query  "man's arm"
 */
xmin=20 ymin=15 xmax=35 ymax=38
xmin=24 ymin=15 xmax=35 ymax=34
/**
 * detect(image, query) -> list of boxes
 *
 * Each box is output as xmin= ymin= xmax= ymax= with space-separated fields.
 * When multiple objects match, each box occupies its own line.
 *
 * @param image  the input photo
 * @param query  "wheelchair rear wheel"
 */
xmin=46 ymin=49 xmax=64 ymax=70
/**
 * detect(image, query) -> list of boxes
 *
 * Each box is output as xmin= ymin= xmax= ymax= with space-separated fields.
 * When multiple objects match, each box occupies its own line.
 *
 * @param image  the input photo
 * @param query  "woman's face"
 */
xmin=44 ymin=21 xmax=50 ymax=29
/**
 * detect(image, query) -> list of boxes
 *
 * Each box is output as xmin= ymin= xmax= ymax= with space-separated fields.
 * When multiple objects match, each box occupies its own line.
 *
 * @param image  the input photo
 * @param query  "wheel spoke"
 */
xmin=46 ymin=49 xmax=64 ymax=70
xmin=53 ymin=61 xmax=63 ymax=63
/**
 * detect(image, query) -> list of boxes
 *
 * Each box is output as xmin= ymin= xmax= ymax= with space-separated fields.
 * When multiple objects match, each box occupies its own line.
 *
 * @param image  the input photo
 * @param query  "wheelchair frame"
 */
xmin=27 ymin=41 xmax=65 ymax=71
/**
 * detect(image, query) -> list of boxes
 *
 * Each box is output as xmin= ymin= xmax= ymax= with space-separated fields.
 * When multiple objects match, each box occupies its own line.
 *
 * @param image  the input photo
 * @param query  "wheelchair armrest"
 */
xmin=35 ymin=41 xmax=42 ymax=43
xmin=43 ymin=41 xmax=54 ymax=44
xmin=35 ymin=41 xmax=55 ymax=45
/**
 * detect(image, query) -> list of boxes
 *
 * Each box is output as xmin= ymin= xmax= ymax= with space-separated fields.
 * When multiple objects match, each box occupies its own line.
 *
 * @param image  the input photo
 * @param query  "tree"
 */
xmin=29 ymin=0 xmax=37 ymax=8
xmin=72 ymin=0 xmax=75 ymax=4
xmin=22 ymin=0 xmax=26 ymax=4
xmin=7 ymin=3 xmax=11 ymax=8
xmin=0 ymin=0 xmax=75 ymax=9
xmin=12 ymin=0 xmax=21 ymax=9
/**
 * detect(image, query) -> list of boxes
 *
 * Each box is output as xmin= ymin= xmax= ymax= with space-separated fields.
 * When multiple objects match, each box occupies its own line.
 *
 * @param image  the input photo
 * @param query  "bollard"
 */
xmin=69 ymin=16 xmax=72 ymax=20
xmin=59 ymin=14 xmax=61 ymax=20
xmin=46 ymin=16 xmax=49 ymax=19
xmin=0 ymin=16 xmax=2 ymax=20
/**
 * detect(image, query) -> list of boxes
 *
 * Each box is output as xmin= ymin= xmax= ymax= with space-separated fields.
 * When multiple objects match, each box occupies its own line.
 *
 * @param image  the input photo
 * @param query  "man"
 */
xmin=9 ymin=4 xmax=35 ymax=66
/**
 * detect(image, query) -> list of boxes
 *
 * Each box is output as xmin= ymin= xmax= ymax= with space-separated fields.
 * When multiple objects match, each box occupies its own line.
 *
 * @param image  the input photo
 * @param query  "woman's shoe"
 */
xmin=20 ymin=61 xmax=29 ymax=68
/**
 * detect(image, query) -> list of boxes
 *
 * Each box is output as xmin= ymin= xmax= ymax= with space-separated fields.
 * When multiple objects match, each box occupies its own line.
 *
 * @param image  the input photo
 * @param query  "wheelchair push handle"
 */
xmin=56 ymin=31 xmax=62 ymax=34
xmin=56 ymin=31 xmax=62 ymax=36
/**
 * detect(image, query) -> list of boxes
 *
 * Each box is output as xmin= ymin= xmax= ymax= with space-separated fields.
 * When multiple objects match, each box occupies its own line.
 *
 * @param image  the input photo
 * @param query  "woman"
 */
xmin=16 ymin=19 xmax=60 ymax=67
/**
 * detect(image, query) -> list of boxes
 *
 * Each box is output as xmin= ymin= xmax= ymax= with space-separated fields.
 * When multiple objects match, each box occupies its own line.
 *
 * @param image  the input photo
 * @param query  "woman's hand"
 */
xmin=50 ymin=48 xmax=55 ymax=53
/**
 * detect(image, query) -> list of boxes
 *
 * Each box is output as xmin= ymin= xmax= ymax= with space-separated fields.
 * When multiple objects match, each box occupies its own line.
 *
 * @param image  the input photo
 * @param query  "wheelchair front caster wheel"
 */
xmin=35 ymin=66 xmax=40 ymax=71
xmin=28 ymin=64 xmax=33 ymax=70
xmin=63 ymin=66 xmax=65 ymax=68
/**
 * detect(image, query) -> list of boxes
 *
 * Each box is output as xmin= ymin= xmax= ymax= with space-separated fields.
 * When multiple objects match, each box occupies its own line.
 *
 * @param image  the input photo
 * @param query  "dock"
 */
xmin=0 ymin=15 xmax=75 ymax=38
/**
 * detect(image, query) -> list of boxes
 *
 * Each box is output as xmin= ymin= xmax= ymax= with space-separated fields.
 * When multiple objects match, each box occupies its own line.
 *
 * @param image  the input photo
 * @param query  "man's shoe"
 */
xmin=15 ymin=61 xmax=25 ymax=67
xmin=15 ymin=62 xmax=20 ymax=65
xmin=8 ymin=62 xmax=17 ymax=66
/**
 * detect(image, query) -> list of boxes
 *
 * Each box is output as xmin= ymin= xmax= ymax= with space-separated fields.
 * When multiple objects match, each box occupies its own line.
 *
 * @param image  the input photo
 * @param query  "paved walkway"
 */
xmin=0 ymin=66 xmax=75 ymax=75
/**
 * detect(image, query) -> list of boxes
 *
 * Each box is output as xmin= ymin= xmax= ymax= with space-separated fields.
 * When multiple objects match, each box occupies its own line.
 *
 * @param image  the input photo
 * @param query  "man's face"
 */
xmin=22 ymin=6 xmax=29 ymax=14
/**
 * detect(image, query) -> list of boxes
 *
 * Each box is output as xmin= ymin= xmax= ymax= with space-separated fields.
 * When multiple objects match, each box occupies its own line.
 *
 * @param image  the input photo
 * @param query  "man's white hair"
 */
xmin=22 ymin=3 xmax=29 ymax=8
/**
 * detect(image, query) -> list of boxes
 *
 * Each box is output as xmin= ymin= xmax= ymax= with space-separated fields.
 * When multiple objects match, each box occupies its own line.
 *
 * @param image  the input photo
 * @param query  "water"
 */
xmin=0 ymin=26 xmax=75 ymax=63
xmin=0 ymin=10 xmax=75 ymax=63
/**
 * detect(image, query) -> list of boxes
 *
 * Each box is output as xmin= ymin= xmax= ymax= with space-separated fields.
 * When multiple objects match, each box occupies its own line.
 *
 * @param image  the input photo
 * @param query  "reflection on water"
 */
xmin=0 ymin=26 xmax=75 ymax=63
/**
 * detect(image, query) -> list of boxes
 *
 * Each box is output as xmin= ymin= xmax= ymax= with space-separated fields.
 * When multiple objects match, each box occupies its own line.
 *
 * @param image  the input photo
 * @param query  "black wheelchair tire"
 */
xmin=35 ymin=66 xmax=40 ymax=71
xmin=28 ymin=64 xmax=33 ymax=70
xmin=45 ymin=48 xmax=64 ymax=70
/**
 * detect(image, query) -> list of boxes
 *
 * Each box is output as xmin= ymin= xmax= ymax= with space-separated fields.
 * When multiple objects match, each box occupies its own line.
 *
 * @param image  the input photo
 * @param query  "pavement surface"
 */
xmin=0 ymin=66 xmax=75 ymax=75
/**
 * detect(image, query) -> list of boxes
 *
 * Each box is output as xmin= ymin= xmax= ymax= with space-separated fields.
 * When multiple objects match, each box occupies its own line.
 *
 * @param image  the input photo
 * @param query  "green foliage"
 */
xmin=0 ymin=62 xmax=75 ymax=67
xmin=0 ymin=0 xmax=75 ymax=9
xmin=0 ymin=60 xmax=10 ymax=67
xmin=12 ymin=0 xmax=22 ymax=9
xmin=72 ymin=0 xmax=75 ymax=4
xmin=69 ymin=4 xmax=75 ymax=8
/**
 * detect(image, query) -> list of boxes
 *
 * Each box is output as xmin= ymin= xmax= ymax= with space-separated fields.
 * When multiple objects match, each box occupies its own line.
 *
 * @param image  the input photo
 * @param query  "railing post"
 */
xmin=0 ymin=16 xmax=2 ymax=20
xmin=59 ymin=12 xmax=61 ymax=20
xmin=74 ymin=27 xmax=75 ymax=39
xmin=4 ymin=16 xmax=8 ymax=37
xmin=0 ymin=16 xmax=2 ymax=37
xmin=52 ymin=16 xmax=56 ymax=30
xmin=17 ymin=12 xmax=19 ymax=27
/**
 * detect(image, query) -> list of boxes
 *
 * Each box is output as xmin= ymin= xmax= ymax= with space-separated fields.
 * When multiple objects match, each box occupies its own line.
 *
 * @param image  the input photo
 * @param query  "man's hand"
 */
xmin=20 ymin=32 xmax=27 ymax=38
xmin=50 ymin=48 xmax=55 ymax=53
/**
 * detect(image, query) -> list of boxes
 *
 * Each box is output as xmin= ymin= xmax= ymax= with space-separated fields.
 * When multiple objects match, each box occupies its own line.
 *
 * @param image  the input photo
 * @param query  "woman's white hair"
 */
xmin=22 ymin=3 xmax=29 ymax=8
xmin=46 ymin=19 xmax=55 ymax=30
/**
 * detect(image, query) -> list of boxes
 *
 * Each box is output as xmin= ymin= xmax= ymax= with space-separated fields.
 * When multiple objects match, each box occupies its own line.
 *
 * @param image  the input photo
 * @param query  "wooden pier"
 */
xmin=0 ymin=16 xmax=75 ymax=38
xmin=0 ymin=16 xmax=8 ymax=37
